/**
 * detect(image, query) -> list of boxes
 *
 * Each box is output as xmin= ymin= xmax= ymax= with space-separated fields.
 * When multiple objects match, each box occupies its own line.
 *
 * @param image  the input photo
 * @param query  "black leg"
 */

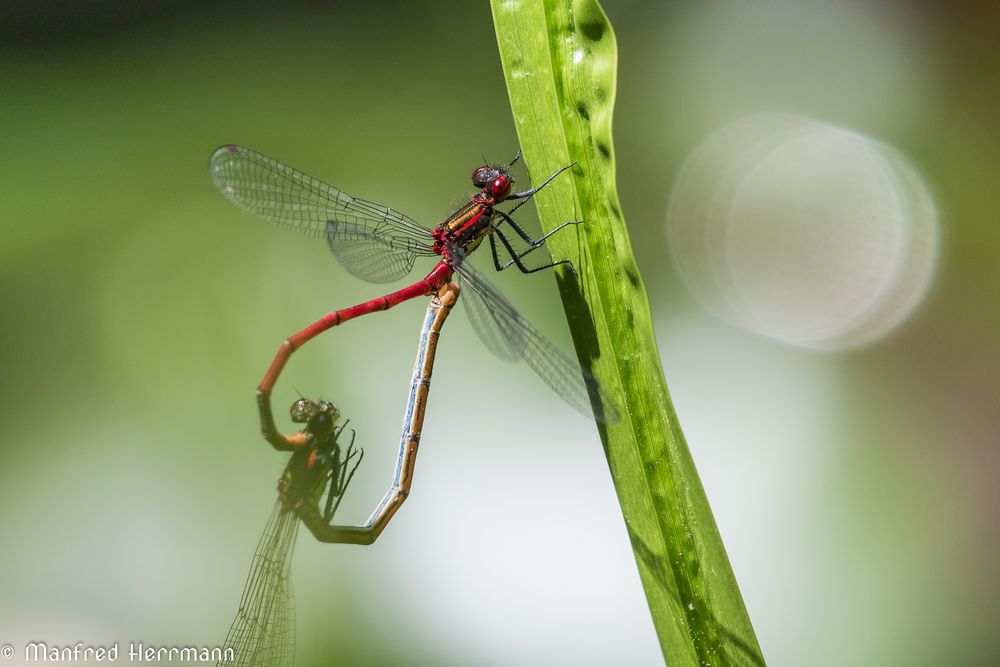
xmin=323 ymin=469 xmax=338 ymax=522
xmin=338 ymin=431 xmax=360 ymax=492
xmin=325 ymin=431 xmax=361 ymax=521
xmin=497 ymin=210 xmax=583 ymax=248
xmin=332 ymin=417 xmax=350 ymax=441
xmin=491 ymin=226 xmax=576 ymax=271
xmin=505 ymin=162 xmax=576 ymax=203
xmin=493 ymin=228 xmax=577 ymax=275
xmin=489 ymin=233 xmax=505 ymax=272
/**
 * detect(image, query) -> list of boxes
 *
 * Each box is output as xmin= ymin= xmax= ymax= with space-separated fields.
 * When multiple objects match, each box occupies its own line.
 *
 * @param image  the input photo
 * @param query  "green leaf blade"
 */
xmin=490 ymin=2 xmax=766 ymax=665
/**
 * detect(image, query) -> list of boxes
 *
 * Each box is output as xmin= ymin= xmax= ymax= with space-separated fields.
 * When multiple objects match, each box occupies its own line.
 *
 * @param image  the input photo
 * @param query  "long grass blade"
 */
xmin=489 ymin=2 xmax=766 ymax=664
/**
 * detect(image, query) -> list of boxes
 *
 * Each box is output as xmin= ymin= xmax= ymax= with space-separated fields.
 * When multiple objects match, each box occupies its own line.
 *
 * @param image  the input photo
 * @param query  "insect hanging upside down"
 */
xmin=218 ymin=284 xmax=459 ymax=667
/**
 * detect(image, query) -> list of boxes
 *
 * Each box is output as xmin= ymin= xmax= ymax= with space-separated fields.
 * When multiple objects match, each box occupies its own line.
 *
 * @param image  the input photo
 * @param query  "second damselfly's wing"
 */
xmin=453 ymin=260 xmax=620 ymax=424
xmin=220 ymin=503 xmax=299 ymax=667
xmin=210 ymin=145 xmax=437 ymax=283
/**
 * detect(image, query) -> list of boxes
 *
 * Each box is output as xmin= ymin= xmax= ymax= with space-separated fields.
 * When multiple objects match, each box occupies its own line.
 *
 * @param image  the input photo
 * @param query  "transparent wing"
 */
xmin=210 ymin=144 xmax=436 ymax=283
xmin=220 ymin=503 xmax=299 ymax=667
xmin=454 ymin=261 xmax=620 ymax=424
xmin=462 ymin=269 xmax=526 ymax=362
xmin=325 ymin=221 xmax=421 ymax=283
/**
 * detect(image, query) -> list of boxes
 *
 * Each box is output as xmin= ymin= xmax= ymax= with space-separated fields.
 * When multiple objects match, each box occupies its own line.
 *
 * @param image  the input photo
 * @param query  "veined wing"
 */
xmin=453 ymin=261 xmax=620 ymax=424
xmin=461 ymin=267 xmax=526 ymax=362
xmin=324 ymin=221 xmax=426 ymax=284
xmin=210 ymin=144 xmax=436 ymax=283
xmin=219 ymin=503 xmax=299 ymax=667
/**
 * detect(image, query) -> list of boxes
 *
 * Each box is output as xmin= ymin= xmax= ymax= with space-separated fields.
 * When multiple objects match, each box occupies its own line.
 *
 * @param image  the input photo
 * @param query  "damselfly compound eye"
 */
xmin=290 ymin=398 xmax=317 ymax=423
xmin=491 ymin=175 xmax=512 ymax=199
xmin=317 ymin=401 xmax=340 ymax=422
xmin=471 ymin=166 xmax=491 ymax=188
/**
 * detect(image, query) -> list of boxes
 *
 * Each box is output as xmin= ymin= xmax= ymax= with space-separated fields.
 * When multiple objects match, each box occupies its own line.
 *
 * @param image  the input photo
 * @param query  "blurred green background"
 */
xmin=1 ymin=1 xmax=998 ymax=665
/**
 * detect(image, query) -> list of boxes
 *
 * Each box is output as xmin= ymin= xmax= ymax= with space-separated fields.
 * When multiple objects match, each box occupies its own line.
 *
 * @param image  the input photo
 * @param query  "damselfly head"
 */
xmin=289 ymin=398 xmax=340 ymax=435
xmin=471 ymin=164 xmax=514 ymax=200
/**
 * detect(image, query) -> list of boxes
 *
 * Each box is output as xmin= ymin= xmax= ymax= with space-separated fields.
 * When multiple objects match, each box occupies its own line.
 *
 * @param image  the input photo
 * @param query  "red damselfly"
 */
xmin=210 ymin=145 xmax=618 ymax=424
xmin=220 ymin=285 xmax=458 ymax=666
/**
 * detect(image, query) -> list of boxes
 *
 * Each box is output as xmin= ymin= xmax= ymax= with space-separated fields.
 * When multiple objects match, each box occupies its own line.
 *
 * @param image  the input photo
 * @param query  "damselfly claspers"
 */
xmin=210 ymin=145 xmax=618 ymax=424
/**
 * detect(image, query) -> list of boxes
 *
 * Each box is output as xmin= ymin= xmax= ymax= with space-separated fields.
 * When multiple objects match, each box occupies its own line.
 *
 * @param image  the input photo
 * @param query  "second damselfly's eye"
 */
xmin=290 ymin=398 xmax=317 ymax=423
xmin=317 ymin=400 xmax=340 ymax=422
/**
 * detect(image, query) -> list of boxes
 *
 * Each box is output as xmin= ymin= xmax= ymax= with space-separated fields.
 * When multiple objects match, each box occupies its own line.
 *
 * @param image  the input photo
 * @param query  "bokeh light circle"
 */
xmin=667 ymin=113 xmax=940 ymax=350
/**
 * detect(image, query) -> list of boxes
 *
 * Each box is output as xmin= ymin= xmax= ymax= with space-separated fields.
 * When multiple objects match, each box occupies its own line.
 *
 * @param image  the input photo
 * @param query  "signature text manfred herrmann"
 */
xmin=21 ymin=641 xmax=236 ymax=663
